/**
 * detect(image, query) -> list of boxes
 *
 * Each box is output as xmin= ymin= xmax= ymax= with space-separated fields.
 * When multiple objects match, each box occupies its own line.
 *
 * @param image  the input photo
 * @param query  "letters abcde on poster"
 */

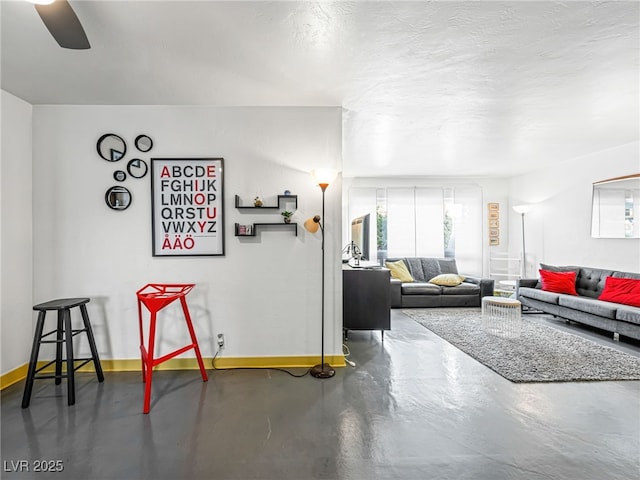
xmin=151 ymin=158 xmax=225 ymax=256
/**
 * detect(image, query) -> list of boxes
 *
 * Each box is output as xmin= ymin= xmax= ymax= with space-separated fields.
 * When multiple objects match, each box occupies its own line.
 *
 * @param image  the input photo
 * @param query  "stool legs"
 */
xmin=142 ymin=312 xmax=158 ymax=414
xmin=137 ymin=288 xmax=208 ymax=414
xmin=21 ymin=312 xmax=46 ymax=408
xmin=80 ymin=304 xmax=104 ymax=383
xmin=180 ymin=296 xmax=208 ymax=382
xmin=64 ymin=308 xmax=75 ymax=405
xmin=55 ymin=311 xmax=64 ymax=385
xmin=22 ymin=300 xmax=103 ymax=408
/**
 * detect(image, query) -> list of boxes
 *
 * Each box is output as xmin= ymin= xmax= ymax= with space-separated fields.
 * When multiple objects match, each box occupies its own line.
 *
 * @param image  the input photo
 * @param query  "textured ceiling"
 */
xmin=2 ymin=1 xmax=638 ymax=178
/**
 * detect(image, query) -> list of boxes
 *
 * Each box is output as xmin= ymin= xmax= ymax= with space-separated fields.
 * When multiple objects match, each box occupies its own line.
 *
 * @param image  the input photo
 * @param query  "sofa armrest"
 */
xmin=390 ymin=278 xmax=402 ymax=308
xmin=463 ymin=275 xmax=494 ymax=298
xmin=516 ymin=278 xmax=539 ymax=297
xmin=516 ymin=278 xmax=538 ymax=289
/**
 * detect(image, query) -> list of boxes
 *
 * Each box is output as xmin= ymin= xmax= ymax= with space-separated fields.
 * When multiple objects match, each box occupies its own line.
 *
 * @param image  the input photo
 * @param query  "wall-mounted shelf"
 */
xmin=234 ymin=194 xmax=298 ymax=238
xmin=235 ymin=223 xmax=297 ymax=236
xmin=235 ymin=194 xmax=297 ymax=210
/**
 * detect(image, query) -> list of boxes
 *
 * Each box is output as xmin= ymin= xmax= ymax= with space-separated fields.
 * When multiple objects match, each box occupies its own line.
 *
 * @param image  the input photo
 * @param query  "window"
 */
xmin=348 ymin=185 xmax=483 ymax=275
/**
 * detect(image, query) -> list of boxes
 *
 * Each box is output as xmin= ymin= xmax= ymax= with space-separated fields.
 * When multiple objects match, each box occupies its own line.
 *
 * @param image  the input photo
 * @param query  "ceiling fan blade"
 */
xmin=35 ymin=0 xmax=90 ymax=50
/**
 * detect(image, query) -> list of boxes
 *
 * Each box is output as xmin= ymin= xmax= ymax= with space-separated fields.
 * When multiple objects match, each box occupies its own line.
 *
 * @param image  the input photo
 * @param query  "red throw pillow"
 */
xmin=599 ymin=277 xmax=640 ymax=307
xmin=539 ymin=269 xmax=578 ymax=295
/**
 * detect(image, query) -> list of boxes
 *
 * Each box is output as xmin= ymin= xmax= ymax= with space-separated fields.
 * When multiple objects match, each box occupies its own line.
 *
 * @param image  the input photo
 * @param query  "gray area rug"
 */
xmin=403 ymin=308 xmax=640 ymax=383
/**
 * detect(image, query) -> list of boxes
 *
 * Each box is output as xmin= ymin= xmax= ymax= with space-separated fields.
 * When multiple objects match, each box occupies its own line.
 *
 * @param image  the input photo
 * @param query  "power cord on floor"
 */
xmin=343 ymin=344 xmax=356 ymax=367
xmin=211 ymin=350 xmax=311 ymax=378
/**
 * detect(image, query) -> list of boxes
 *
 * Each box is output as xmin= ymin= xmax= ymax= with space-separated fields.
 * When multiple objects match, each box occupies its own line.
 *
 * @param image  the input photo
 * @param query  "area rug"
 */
xmin=403 ymin=308 xmax=640 ymax=383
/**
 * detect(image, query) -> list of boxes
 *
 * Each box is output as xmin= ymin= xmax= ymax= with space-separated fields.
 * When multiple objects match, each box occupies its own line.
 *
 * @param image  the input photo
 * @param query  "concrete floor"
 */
xmin=1 ymin=310 xmax=639 ymax=480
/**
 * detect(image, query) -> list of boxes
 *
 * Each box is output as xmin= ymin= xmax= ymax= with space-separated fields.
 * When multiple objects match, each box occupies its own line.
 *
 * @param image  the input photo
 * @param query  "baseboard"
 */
xmin=0 ymin=364 xmax=29 ymax=390
xmin=212 ymin=355 xmax=346 ymax=369
xmin=1 ymin=355 xmax=345 ymax=390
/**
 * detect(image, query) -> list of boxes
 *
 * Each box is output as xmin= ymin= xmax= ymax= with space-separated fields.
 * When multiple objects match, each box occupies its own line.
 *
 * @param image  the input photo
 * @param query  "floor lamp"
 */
xmin=512 ymin=205 xmax=532 ymax=278
xmin=304 ymin=169 xmax=338 ymax=379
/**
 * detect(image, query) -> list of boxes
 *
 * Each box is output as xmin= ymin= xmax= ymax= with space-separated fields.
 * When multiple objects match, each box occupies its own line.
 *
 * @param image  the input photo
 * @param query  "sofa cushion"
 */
xmin=403 ymin=258 xmax=427 ymax=282
xmin=401 ymin=282 xmax=441 ymax=295
xmin=403 ymin=257 xmax=442 ymax=283
xmin=575 ymin=267 xmax=615 ymax=298
xmin=429 ymin=273 xmax=465 ymax=286
xmin=417 ymin=258 xmax=443 ymax=281
xmin=540 ymin=263 xmax=580 ymax=273
xmin=421 ymin=258 xmax=442 ymax=280
xmin=558 ymin=295 xmax=618 ymax=319
xmin=599 ymin=277 xmax=640 ymax=307
xmin=536 ymin=263 xmax=580 ymax=288
xmin=518 ymin=286 xmax=561 ymax=304
xmin=616 ymin=306 xmax=640 ymax=326
xmin=612 ymin=271 xmax=640 ymax=280
xmin=441 ymin=283 xmax=480 ymax=295
xmin=437 ymin=258 xmax=459 ymax=275
xmin=539 ymin=269 xmax=578 ymax=295
xmin=385 ymin=260 xmax=414 ymax=283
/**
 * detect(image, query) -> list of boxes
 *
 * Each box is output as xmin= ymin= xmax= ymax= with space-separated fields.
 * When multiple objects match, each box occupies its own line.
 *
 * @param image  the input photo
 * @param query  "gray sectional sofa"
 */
xmin=517 ymin=266 xmax=640 ymax=340
xmin=387 ymin=257 xmax=494 ymax=308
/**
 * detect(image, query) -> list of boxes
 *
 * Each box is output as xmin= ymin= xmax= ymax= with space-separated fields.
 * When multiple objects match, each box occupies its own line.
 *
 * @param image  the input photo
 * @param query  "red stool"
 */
xmin=136 ymin=284 xmax=208 ymax=413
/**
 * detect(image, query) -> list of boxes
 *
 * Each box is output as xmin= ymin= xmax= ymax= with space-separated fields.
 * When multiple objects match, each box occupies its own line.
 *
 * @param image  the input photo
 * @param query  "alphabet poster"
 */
xmin=151 ymin=158 xmax=225 ymax=256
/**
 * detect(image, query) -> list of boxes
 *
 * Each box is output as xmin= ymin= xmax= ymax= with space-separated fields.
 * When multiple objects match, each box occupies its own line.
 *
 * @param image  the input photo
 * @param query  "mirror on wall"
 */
xmin=97 ymin=133 xmax=127 ymax=162
xmin=127 ymin=158 xmax=148 ymax=179
xmin=135 ymin=134 xmax=153 ymax=152
xmin=105 ymin=186 xmax=132 ymax=211
xmin=591 ymin=174 xmax=640 ymax=238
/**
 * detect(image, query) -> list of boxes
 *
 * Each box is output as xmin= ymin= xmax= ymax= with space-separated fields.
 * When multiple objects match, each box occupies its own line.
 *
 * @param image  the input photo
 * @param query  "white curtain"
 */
xmin=415 ymin=188 xmax=445 ymax=257
xmin=452 ymin=186 xmax=482 ymax=275
xmin=352 ymin=185 xmax=483 ymax=275
xmin=387 ymin=188 xmax=416 ymax=258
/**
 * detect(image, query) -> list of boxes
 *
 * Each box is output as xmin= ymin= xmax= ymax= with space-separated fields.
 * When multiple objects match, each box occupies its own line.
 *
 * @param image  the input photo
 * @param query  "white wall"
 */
xmin=30 ymin=106 xmax=342 ymax=363
xmin=508 ymin=142 xmax=640 ymax=274
xmin=1 ymin=91 xmax=33 ymax=375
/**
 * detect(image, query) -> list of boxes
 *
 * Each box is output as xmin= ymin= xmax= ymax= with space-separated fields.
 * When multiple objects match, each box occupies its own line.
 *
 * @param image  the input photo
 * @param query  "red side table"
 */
xmin=136 ymin=283 xmax=208 ymax=413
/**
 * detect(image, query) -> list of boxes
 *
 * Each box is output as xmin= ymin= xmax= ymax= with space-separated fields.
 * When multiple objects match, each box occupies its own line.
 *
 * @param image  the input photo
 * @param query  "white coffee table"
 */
xmin=482 ymin=296 xmax=522 ymax=338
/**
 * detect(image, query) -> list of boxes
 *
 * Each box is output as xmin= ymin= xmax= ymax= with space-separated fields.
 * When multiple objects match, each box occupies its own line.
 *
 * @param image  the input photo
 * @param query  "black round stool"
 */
xmin=22 ymin=298 xmax=104 ymax=408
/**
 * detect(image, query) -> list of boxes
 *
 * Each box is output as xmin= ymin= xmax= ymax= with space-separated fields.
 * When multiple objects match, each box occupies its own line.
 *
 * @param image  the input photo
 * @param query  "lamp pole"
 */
xmin=311 ymin=183 xmax=335 ymax=378
xmin=513 ymin=205 xmax=532 ymax=279
xmin=520 ymin=212 xmax=526 ymax=278
xmin=305 ymin=169 xmax=338 ymax=379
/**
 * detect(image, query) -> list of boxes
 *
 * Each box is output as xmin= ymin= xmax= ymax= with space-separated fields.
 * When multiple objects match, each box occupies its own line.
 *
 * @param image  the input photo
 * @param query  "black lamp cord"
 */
xmin=211 ymin=350 xmax=311 ymax=378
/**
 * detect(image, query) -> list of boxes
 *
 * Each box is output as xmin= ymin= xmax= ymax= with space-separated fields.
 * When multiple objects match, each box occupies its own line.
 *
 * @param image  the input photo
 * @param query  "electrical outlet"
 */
xmin=217 ymin=333 xmax=225 ymax=349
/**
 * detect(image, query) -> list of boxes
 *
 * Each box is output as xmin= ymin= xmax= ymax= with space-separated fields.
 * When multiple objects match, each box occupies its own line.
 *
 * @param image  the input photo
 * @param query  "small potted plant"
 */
xmin=281 ymin=211 xmax=294 ymax=223
xmin=254 ymin=196 xmax=263 ymax=207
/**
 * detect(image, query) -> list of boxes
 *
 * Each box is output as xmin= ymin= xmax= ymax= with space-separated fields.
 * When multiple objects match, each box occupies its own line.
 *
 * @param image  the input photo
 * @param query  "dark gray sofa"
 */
xmin=517 ymin=266 xmax=640 ymax=340
xmin=387 ymin=257 xmax=494 ymax=308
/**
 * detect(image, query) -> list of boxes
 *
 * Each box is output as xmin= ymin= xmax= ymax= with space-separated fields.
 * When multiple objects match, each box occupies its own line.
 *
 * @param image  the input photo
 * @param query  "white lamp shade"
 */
xmin=311 ymin=169 xmax=338 ymax=187
xmin=513 ymin=204 xmax=533 ymax=214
